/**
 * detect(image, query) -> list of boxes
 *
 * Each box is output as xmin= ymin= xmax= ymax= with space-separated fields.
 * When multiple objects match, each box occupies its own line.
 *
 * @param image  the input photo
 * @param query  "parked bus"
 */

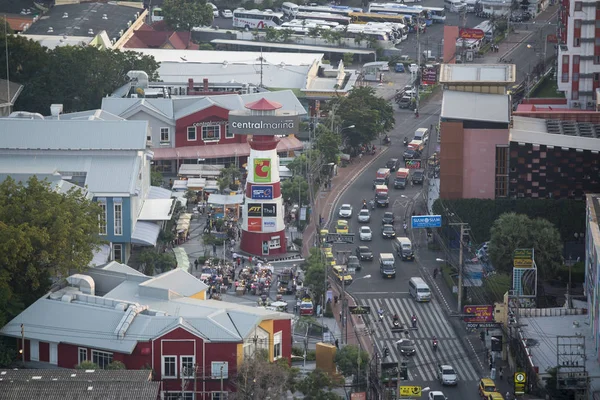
xmin=335 ymin=24 xmax=394 ymax=46
xmin=365 ymin=21 xmax=407 ymax=42
xmin=368 ymin=4 xmax=427 ymax=20
xmin=349 ymin=11 xmax=408 ymax=24
xmin=233 ymin=9 xmax=283 ymax=29
xmin=281 ymin=2 xmax=299 ymax=17
xmin=282 ymin=19 xmax=336 ymax=29
xmin=297 ymin=4 xmax=361 ymax=16
xmin=473 ymin=20 xmax=494 ymax=40
xmin=421 ymin=6 xmax=446 ymax=22
xmin=294 ymin=11 xmax=350 ymax=25
xmin=443 ymin=0 xmax=466 ymax=12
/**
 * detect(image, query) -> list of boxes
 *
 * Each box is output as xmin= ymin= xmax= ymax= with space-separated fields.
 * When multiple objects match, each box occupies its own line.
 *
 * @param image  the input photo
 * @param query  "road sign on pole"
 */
xmin=411 ymin=215 xmax=442 ymax=229
xmin=399 ymin=386 xmax=422 ymax=397
xmin=325 ymin=233 xmax=355 ymax=244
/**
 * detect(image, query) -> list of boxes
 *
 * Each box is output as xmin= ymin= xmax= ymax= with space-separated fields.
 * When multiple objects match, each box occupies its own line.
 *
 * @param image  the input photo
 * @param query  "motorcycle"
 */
xmin=411 ymin=315 xmax=418 ymax=328
xmin=378 ymin=310 xmax=384 ymax=322
xmin=383 ymin=136 xmax=391 ymax=145
xmin=392 ymin=316 xmax=400 ymax=328
xmin=369 ymin=199 xmax=375 ymax=210
xmin=403 ymin=137 xmax=409 ymax=146
xmin=433 ymin=339 xmax=438 ymax=352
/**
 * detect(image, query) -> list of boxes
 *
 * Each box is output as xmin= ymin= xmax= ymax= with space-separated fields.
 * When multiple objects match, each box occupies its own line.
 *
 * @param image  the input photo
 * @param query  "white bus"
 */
xmin=444 ymin=0 xmax=466 ymax=12
xmin=282 ymin=19 xmax=335 ymax=29
xmin=421 ymin=6 xmax=446 ymax=22
xmin=294 ymin=11 xmax=351 ymax=25
xmin=473 ymin=20 xmax=494 ymax=40
xmin=368 ymin=3 xmax=426 ymax=20
xmin=281 ymin=2 xmax=299 ymax=17
xmin=297 ymin=4 xmax=361 ymax=16
xmin=365 ymin=22 xmax=407 ymax=42
xmin=337 ymin=24 xmax=394 ymax=45
xmin=233 ymin=9 xmax=283 ymax=29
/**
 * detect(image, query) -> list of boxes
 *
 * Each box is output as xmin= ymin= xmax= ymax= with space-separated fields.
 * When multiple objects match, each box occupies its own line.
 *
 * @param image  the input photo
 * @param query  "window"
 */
xmin=181 ymin=356 xmax=195 ymax=377
xmin=225 ymin=123 xmax=234 ymax=138
xmin=162 ymin=356 xmax=177 ymax=378
xmin=574 ymin=55 xmax=580 ymax=65
xmin=269 ymin=237 xmax=281 ymax=249
xmin=211 ymin=361 xmax=229 ymax=379
xmin=202 ymin=125 xmax=221 ymax=141
xmin=495 ymin=146 xmax=509 ymax=198
xmin=563 ymin=55 xmax=569 ymax=64
xmin=273 ymin=331 xmax=282 ymax=360
xmin=187 ymin=126 xmax=197 ymax=141
xmin=212 ymin=392 xmax=228 ymax=400
xmin=165 ymin=394 xmax=194 ymax=400
xmin=114 ymin=202 xmax=122 ymax=235
xmin=91 ymin=350 xmax=113 ymax=369
xmin=572 ymin=90 xmax=579 ymax=99
xmin=595 ymin=55 xmax=600 ymax=64
xmin=98 ymin=202 xmax=107 ymax=235
xmin=160 ymin=127 xmax=170 ymax=142
xmin=573 ymin=73 xmax=580 ymax=81
xmin=574 ymin=19 xmax=582 ymax=28
xmin=78 ymin=348 xmax=88 ymax=365
xmin=113 ymin=244 xmax=123 ymax=262
xmin=562 ymin=72 xmax=569 ymax=82
xmin=574 ymin=1 xmax=582 ymax=10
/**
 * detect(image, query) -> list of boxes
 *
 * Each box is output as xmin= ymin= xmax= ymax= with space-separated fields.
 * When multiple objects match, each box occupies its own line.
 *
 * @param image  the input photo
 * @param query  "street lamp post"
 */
xmin=342 ymin=274 xmax=371 ymax=344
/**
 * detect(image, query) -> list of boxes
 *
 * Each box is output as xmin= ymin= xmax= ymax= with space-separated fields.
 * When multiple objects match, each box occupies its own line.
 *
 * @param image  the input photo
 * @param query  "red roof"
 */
xmin=124 ymin=25 xmax=199 ymax=50
xmin=245 ymin=98 xmax=282 ymax=111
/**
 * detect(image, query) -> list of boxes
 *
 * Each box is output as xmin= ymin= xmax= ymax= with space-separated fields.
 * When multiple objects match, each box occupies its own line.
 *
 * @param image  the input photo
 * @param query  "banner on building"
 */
xmin=247 ymin=203 xmax=262 ymax=217
xmin=262 ymin=218 xmax=277 ymax=232
xmin=421 ymin=67 xmax=438 ymax=85
xmin=250 ymin=185 xmax=273 ymax=200
xmin=459 ymin=28 xmax=485 ymax=40
xmin=262 ymin=203 xmax=277 ymax=217
xmin=248 ymin=217 xmax=262 ymax=232
xmin=253 ymin=159 xmax=272 ymax=183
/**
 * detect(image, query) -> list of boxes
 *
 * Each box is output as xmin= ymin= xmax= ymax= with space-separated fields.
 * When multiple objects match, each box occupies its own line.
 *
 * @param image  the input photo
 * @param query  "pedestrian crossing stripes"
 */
xmin=361 ymin=297 xmax=480 ymax=383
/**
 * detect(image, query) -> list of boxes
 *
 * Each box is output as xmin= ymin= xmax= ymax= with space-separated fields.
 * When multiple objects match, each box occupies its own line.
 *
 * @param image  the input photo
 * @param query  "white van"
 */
xmin=282 ymin=2 xmax=299 ymax=17
xmin=414 ymin=127 xmax=429 ymax=144
xmin=393 ymin=237 xmax=414 ymax=261
xmin=207 ymin=3 xmax=219 ymax=18
xmin=409 ymin=277 xmax=431 ymax=302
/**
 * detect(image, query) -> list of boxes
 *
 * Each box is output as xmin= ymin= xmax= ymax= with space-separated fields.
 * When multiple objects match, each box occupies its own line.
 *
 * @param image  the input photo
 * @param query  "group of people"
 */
xmin=234 ymin=264 xmax=274 ymax=297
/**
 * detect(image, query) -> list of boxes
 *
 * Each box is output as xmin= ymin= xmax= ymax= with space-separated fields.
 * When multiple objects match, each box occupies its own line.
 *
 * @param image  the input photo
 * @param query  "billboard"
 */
xmin=229 ymin=113 xmax=299 ymax=136
xmin=513 ymin=248 xmax=534 ymax=268
xmin=421 ymin=67 xmax=437 ymax=85
xmin=253 ymin=158 xmax=272 ymax=183
xmin=262 ymin=203 xmax=277 ymax=217
xmin=459 ymin=28 xmax=485 ymax=40
xmin=262 ymin=218 xmax=277 ymax=232
xmin=250 ymin=185 xmax=273 ymax=200
xmin=247 ymin=217 xmax=262 ymax=232
xmin=247 ymin=203 xmax=262 ymax=217
xmin=405 ymin=160 xmax=422 ymax=169
xmin=463 ymin=305 xmax=494 ymax=322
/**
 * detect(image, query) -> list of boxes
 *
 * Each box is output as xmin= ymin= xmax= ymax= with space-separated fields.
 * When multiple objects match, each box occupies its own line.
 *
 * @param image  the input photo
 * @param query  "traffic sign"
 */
xmin=325 ymin=233 xmax=355 ymax=244
xmin=411 ymin=215 xmax=442 ymax=229
xmin=514 ymin=372 xmax=527 ymax=395
xmin=399 ymin=386 xmax=421 ymax=397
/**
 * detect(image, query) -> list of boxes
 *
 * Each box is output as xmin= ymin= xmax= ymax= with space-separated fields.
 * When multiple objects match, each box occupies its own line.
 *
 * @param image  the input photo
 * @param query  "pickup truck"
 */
xmin=394 ymin=168 xmax=410 ymax=189
xmin=412 ymin=169 xmax=425 ymax=185
xmin=373 ymin=168 xmax=391 ymax=188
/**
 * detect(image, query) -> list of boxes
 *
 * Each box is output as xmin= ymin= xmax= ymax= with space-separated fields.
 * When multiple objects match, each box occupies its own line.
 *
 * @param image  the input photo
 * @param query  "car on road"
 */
xmin=332 ymin=265 xmax=353 ymax=285
xmin=487 ymin=393 xmax=505 ymax=400
xmin=428 ymin=391 xmax=447 ymax=400
xmin=395 ymin=338 xmax=416 ymax=356
xmin=386 ymin=158 xmax=401 ymax=172
xmin=221 ymin=9 xmax=233 ymax=17
xmin=358 ymin=209 xmax=371 ymax=223
xmin=336 ymin=220 xmax=349 ymax=234
xmin=478 ymin=378 xmax=497 ymax=398
xmin=355 ymin=246 xmax=374 ymax=261
xmin=403 ymin=148 xmax=420 ymax=160
xmin=398 ymin=96 xmax=412 ymax=108
xmin=347 ymin=255 xmax=361 ymax=272
xmin=359 ymin=226 xmax=372 ymax=241
xmin=338 ymin=204 xmax=353 ymax=218
xmin=382 ymin=224 xmax=396 ymax=238
xmin=412 ymin=169 xmax=425 ymax=184
xmin=437 ymin=365 xmax=458 ymax=386
xmin=382 ymin=211 xmax=395 ymax=225
xmin=325 ymin=254 xmax=336 ymax=266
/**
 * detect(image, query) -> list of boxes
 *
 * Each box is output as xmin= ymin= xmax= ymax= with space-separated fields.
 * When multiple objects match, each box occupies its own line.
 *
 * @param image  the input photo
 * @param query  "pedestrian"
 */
xmin=505 ymin=392 xmax=511 ymax=400
xmin=212 ymin=243 xmax=217 ymax=257
xmin=499 ymin=367 xmax=504 ymax=379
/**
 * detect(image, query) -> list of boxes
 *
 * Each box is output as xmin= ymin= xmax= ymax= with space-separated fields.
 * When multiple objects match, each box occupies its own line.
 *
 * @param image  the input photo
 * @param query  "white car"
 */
xmin=222 ymin=9 xmax=233 ymax=18
xmin=338 ymin=204 xmax=353 ymax=218
xmin=358 ymin=209 xmax=370 ymax=223
xmin=359 ymin=226 xmax=372 ymax=241
xmin=428 ymin=391 xmax=447 ymax=400
xmin=437 ymin=364 xmax=458 ymax=386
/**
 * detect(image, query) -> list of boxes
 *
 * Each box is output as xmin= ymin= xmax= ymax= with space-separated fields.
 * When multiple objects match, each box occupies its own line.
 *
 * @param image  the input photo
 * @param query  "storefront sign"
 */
xmin=514 ymin=372 xmax=526 ymax=394
xmin=253 ymin=158 xmax=272 ymax=183
xmin=463 ymin=305 xmax=494 ymax=322
xmin=251 ymin=185 xmax=273 ymax=200
xmin=247 ymin=203 xmax=262 ymax=217
xmin=262 ymin=203 xmax=277 ymax=217
xmin=513 ymin=248 xmax=534 ymax=268
xmin=229 ymin=114 xmax=299 ymax=135
xmin=263 ymin=218 xmax=277 ymax=232
xmin=422 ymin=67 xmax=437 ymax=85
xmin=192 ymin=120 xmax=227 ymax=127
xmin=405 ymin=160 xmax=422 ymax=169
xmin=248 ymin=217 xmax=262 ymax=232
xmin=459 ymin=28 xmax=485 ymax=39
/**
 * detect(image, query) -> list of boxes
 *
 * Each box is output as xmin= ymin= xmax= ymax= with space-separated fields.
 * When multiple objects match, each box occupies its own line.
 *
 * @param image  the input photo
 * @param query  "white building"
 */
xmin=556 ymin=0 xmax=600 ymax=110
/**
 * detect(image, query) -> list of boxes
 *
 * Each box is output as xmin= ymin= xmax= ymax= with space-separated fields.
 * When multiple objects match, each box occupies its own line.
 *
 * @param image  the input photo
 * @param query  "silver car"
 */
xmin=358 ymin=209 xmax=371 ymax=223
xmin=437 ymin=365 xmax=458 ymax=385
xmin=338 ymin=204 xmax=353 ymax=218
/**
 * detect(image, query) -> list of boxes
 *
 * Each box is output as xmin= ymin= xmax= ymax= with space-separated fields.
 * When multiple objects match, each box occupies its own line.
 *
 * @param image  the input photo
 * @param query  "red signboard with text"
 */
xmin=463 ymin=305 xmax=494 ymax=322
xmin=459 ymin=28 xmax=485 ymax=40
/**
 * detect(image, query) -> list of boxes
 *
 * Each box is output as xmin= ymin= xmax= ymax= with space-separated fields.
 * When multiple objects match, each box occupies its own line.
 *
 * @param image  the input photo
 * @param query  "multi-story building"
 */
xmin=585 ymin=193 xmax=600 ymax=359
xmin=0 ymin=112 xmax=174 ymax=263
xmin=556 ymin=0 xmax=600 ymax=109
xmin=0 ymin=264 xmax=292 ymax=400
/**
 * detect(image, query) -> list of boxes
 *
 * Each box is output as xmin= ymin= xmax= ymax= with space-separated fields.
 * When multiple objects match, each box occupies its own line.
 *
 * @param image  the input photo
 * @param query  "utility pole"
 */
xmin=259 ymin=48 xmax=264 ymax=88
xmin=357 ymin=341 xmax=362 ymax=394
xmin=415 ymin=15 xmax=421 ymax=115
xmin=450 ymin=223 xmax=469 ymax=312
xmin=20 ymin=324 xmax=25 ymax=365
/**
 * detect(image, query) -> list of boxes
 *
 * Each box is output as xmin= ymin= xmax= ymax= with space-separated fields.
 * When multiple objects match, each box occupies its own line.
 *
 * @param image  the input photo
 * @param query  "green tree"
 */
xmin=297 ymin=368 xmax=342 ymax=399
xmin=278 ymin=28 xmax=295 ymax=43
xmin=0 ymin=17 xmax=14 ymax=35
xmin=334 ymin=344 xmax=369 ymax=378
xmin=232 ymin=352 xmax=299 ymax=400
xmin=315 ymin=125 xmax=341 ymax=164
xmin=106 ymin=360 xmax=126 ymax=370
xmin=221 ymin=164 xmax=242 ymax=191
xmin=342 ymin=52 xmax=354 ymax=66
xmin=303 ymin=248 xmax=327 ymax=307
xmin=0 ymin=177 xmax=103 ymax=327
xmin=138 ymin=249 xmax=177 ymax=275
xmin=76 ymin=361 xmax=100 ymax=369
xmin=162 ymin=0 xmax=214 ymax=30
xmin=151 ymin=167 xmax=164 ymax=187
xmin=333 ymin=86 xmax=395 ymax=149
xmin=281 ymin=176 xmax=309 ymax=205
xmin=488 ymin=213 xmax=563 ymax=280
xmin=264 ymin=26 xmax=281 ymax=42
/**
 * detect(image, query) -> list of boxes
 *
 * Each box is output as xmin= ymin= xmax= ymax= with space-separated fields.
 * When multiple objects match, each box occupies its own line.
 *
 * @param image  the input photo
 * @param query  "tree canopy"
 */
xmin=162 ymin=0 xmax=214 ymax=30
xmin=302 ymin=248 xmax=328 ymax=307
xmin=282 ymin=176 xmax=310 ymax=205
xmin=331 ymin=87 xmax=395 ymax=149
xmin=315 ymin=125 xmax=341 ymax=164
xmin=0 ymin=176 xmax=103 ymax=327
xmin=334 ymin=344 xmax=369 ymax=378
xmin=297 ymin=368 xmax=342 ymax=400
xmin=488 ymin=213 xmax=563 ymax=280
xmin=0 ymin=33 xmax=159 ymax=114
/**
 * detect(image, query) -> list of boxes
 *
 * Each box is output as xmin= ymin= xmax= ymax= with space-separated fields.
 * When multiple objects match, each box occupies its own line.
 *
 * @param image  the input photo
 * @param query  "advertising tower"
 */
xmin=229 ymin=98 xmax=299 ymax=256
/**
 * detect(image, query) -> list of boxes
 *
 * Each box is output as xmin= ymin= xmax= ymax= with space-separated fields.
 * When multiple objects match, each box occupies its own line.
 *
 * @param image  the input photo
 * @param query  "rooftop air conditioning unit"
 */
xmin=572 ymin=101 xmax=580 ymax=108
xmin=102 ymin=14 xmax=108 ymax=20
xmin=62 ymin=12 xmax=68 ymax=18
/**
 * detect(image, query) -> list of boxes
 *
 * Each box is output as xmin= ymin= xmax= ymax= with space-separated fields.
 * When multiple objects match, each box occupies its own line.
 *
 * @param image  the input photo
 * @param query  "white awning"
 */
xmin=187 ymin=178 xmax=206 ymax=189
xmin=207 ymin=193 xmax=244 ymax=206
xmin=138 ymin=199 xmax=174 ymax=221
xmin=173 ymin=247 xmax=190 ymax=272
xmin=132 ymin=221 xmax=161 ymax=246
xmin=148 ymin=186 xmax=172 ymax=200
xmin=173 ymin=180 xmax=188 ymax=191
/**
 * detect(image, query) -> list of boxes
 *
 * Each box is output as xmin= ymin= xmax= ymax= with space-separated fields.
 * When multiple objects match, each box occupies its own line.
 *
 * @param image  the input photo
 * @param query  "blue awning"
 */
xmin=131 ymin=221 xmax=161 ymax=247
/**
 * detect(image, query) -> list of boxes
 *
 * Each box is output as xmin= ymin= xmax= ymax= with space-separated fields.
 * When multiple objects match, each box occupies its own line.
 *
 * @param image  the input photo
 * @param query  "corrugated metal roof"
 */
xmin=137 ymin=199 xmax=173 ymax=221
xmin=140 ymin=269 xmax=208 ymax=297
xmin=0 ymin=380 xmax=160 ymax=400
xmin=101 ymin=262 xmax=146 ymax=277
xmin=131 ymin=221 xmax=161 ymax=246
xmin=441 ymin=91 xmax=510 ymax=123
xmin=49 ymin=109 xmax=125 ymax=121
xmin=147 ymin=186 xmax=172 ymax=200
xmin=0 ymin=369 xmax=152 ymax=382
xmin=0 ymin=155 xmax=140 ymax=194
xmin=0 ymin=119 xmax=148 ymax=150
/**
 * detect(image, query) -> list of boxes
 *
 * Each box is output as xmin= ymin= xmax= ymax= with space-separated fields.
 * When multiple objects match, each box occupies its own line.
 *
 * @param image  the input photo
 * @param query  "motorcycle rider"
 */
xmin=378 ymin=308 xmax=384 ymax=322
xmin=432 ymin=336 xmax=438 ymax=351
xmin=393 ymin=313 xmax=399 ymax=324
xmin=411 ymin=314 xmax=418 ymax=328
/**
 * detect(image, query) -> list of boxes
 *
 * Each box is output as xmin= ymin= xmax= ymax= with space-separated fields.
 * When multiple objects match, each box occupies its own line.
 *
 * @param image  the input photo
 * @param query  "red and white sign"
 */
xmin=463 ymin=305 xmax=494 ymax=322
xmin=422 ymin=67 xmax=438 ymax=85
xmin=248 ymin=217 xmax=262 ymax=232
xmin=459 ymin=28 xmax=485 ymax=40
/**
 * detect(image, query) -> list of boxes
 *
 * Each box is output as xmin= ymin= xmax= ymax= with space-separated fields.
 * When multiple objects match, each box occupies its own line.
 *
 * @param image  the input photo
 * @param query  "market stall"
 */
xmin=176 ymin=213 xmax=192 ymax=243
xmin=207 ymin=193 xmax=243 ymax=220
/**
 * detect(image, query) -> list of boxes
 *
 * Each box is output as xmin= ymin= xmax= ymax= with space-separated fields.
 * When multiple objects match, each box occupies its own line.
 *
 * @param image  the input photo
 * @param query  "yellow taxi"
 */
xmin=478 ymin=378 xmax=497 ymax=398
xmin=322 ymin=243 xmax=333 ymax=257
xmin=325 ymin=254 xmax=336 ymax=266
xmin=333 ymin=265 xmax=353 ymax=285
xmin=487 ymin=393 xmax=504 ymax=400
xmin=320 ymin=229 xmax=329 ymax=243
xmin=336 ymin=220 xmax=349 ymax=234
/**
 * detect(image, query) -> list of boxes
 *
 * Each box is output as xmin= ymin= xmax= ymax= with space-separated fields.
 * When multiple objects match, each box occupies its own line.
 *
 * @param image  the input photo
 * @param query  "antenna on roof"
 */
xmin=259 ymin=47 xmax=264 ymax=88
xmin=4 ymin=13 xmax=9 ymax=106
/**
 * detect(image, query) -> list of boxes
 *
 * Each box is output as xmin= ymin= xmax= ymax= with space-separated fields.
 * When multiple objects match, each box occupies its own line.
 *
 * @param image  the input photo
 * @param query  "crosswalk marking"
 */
xmin=361 ymin=297 xmax=479 ymax=382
